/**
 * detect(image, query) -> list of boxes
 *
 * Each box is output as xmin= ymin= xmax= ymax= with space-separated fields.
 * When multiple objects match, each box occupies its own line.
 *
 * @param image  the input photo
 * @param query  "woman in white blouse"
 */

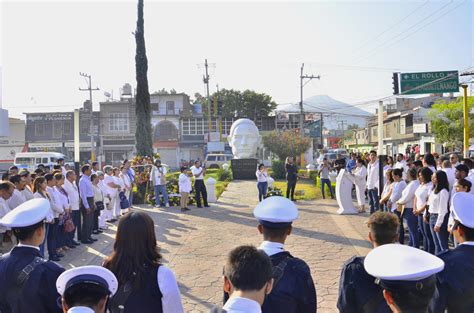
xmin=120 ymin=166 xmax=132 ymax=214
xmin=256 ymin=164 xmax=268 ymax=202
xmin=352 ymin=158 xmax=367 ymax=213
xmin=427 ymin=170 xmax=450 ymax=254
xmin=396 ymin=168 xmax=420 ymax=248
xmin=178 ymin=166 xmax=192 ymax=212
xmin=379 ymin=169 xmax=394 ymax=212
xmin=103 ymin=211 xmax=184 ymax=313
xmin=113 ymin=167 xmax=125 ymax=218
xmin=413 ymin=167 xmax=435 ymax=254
xmin=103 ymin=166 xmax=120 ymax=223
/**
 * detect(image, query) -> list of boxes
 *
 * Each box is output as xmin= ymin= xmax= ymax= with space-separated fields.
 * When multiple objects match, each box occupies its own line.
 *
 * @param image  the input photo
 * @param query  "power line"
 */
xmin=352 ymin=0 xmax=430 ymax=55
xmin=353 ymin=0 xmax=459 ymax=64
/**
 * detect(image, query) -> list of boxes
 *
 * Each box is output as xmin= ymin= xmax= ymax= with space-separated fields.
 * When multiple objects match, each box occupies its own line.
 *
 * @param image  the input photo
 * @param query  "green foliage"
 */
xmin=428 ymin=96 xmax=474 ymax=150
xmin=217 ymin=168 xmax=233 ymax=181
xmin=194 ymin=89 xmax=277 ymax=119
xmin=271 ymin=160 xmax=286 ymax=179
xmin=308 ymin=170 xmax=318 ymax=182
xmin=263 ymin=129 xmax=312 ymax=161
xmin=134 ymin=0 xmax=153 ymax=156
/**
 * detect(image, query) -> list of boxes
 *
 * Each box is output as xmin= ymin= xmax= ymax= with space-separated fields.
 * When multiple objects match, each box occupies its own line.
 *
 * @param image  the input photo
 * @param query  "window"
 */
xmin=152 ymin=103 xmax=159 ymax=112
xmin=166 ymin=101 xmax=175 ymax=115
xmin=35 ymin=123 xmax=45 ymax=136
xmin=109 ymin=113 xmax=129 ymax=132
xmin=15 ymin=157 xmax=34 ymax=165
xmin=63 ymin=121 xmax=71 ymax=135
xmin=53 ymin=122 xmax=62 ymax=139
xmin=207 ymin=155 xmax=217 ymax=161
xmin=42 ymin=158 xmax=48 ymax=164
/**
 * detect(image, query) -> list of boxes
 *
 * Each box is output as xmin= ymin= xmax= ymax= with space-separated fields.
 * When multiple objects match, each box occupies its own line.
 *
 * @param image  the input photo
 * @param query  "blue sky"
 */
xmin=1 ymin=0 xmax=473 ymax=119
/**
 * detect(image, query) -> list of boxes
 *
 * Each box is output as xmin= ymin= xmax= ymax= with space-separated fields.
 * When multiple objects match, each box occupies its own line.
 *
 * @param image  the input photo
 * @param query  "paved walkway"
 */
xmin=57 ymin=180 xmax=372 ymax=312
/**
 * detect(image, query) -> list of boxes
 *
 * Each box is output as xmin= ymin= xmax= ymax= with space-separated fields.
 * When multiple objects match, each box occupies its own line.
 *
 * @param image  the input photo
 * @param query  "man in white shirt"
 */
xmin=45 ymin=173 xmax=65 ymax=261
xmin=441 ymin=160 xmax=456 ymax=190
xmin=0 ymin=181 xmax=14 ymax=253
xmin=7 ymin=175 xmax=27 ymax=210
xmin=389 ymin=168 xmax=407 ymax=244
xmin=19 ymin=170 xmax=34 ymax=201
xmin=63 ymin=170 xmax=81 ymax=246
xmin=366 ymin=150 xmax=380 ymax=214
xmin=222 ymin=245 xmax=273 ymax=313
xmin=191 ymin=160 xmax=209 ymax=208
xmin=450 ymin=153 xmax=460 ymax=168
xmin=393 ymin=153 xmax=408 ymax=180
xmin=58 ymin=157 xmax=68 ymax=177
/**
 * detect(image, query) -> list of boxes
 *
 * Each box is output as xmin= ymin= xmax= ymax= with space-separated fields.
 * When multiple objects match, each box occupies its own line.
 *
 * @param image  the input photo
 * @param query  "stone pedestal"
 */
xmin=231 ymin=159 xmax=258 ymax=180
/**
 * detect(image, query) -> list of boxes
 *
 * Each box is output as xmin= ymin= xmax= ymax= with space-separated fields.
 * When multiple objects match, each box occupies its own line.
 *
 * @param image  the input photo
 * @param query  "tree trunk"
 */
xmin=135 ymin=0 xmax=153 ymax=156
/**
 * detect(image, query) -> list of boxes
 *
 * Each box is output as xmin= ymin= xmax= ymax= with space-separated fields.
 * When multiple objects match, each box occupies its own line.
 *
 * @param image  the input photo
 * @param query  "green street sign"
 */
xmin=400 ymin=71 xmax=459 ymax=95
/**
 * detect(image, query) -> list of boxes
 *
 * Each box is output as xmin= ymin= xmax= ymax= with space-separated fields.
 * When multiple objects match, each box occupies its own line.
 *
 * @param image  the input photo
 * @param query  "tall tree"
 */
xmin=263 ymin=129 xmax=311 ymax=161
xmin=134 ymin=0 xmax=153 ymax=156
xmin=428 ymin=96 xmax=474 ymax=150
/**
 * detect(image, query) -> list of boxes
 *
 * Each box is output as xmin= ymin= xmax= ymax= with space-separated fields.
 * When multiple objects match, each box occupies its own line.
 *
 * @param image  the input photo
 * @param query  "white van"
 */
xmin=204 ymin=153 xmax=233 ymax=169
xmin=14 ymin=152 xmax=67 ymax=172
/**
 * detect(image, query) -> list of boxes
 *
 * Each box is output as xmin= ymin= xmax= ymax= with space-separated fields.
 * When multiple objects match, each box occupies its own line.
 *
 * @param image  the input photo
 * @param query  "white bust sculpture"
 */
xmin=227 ymin=118 xmax=261 ymax=159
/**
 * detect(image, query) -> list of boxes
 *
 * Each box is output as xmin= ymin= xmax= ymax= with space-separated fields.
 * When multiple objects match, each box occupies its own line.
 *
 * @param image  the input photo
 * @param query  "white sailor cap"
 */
xmin=364 ymin=244 xmax=444 ymax=290
xmin=452 ymin=192 xmax=474 ymax=228
xmin=0 ymin=198 xmax=50 ymax=228
xmin=253 ymin=196 xmax=298 ymax=229
xmin=56 ymin=266 xmax=118 ymax=296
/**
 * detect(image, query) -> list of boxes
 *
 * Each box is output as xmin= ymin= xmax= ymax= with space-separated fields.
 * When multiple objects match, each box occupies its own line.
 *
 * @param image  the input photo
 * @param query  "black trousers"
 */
xmin=194 ymin=180 xmax=208 ymax=207
xmin=81 ymin=197 xmax=95 ymax=242
xmin=47 ymin=219 xmax=58 ymax=258
xmin=71 ymin=210 xmax=81 ymax=242
xmin=93 ymin=208 xmax=99 ymax=231
xmin=286 ymin=180 xmax=296 ymax=200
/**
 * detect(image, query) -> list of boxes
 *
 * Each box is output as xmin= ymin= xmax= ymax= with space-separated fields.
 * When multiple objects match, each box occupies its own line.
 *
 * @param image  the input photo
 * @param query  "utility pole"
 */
xmin=217 ymin=83 xmax=223 ymax=142
xmin=79 ymin=72 xmax=99 ymax=162
xmin=461 ymin=84 xmax=469 ymax=158
xmin=299 ymin=63 xmax=320 ymax=165
xmin=202 ymin=59 xmax=212 ymax=141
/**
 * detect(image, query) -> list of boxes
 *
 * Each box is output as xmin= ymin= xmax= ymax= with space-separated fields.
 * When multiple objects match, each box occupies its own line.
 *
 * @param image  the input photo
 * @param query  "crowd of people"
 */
xmin=0 ymin=151 xmax=473 ymax=313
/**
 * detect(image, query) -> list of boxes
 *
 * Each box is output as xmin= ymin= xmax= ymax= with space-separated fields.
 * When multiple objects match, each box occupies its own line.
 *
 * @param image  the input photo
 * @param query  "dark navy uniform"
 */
xmin=0 ymin=246 xmax=64 ymax=313
xmin=430 ymin=244 xmax=474 ymax=313
xmin=337 ymin=256 xmax=391 ymax=313
xmin=262 ymin=251 xmax=316 ymax=313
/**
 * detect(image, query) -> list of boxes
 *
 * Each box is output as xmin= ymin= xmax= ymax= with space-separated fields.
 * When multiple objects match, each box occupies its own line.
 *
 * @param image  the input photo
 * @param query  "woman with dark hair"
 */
xmin=379 ymin=169 xmax=394 ymax=212
xmin=414 ymin=167 xmax=435 ymax=254
xmin=256 ymin=163 xmax=268 ymax=202
xmin=397 ymin=168 xmax=420 ymax=247
xmin=285 ymin=157 xmax=298 ymax=201
xmin=427 ymin=170 xmax=450 ymax=254
xmin=104 ymin=211 xmax=183 ymax=313
xmin=33 ymin=176 xmax=54 ymax=258
xmin=422 ymin=153 xmax=437 ymax=172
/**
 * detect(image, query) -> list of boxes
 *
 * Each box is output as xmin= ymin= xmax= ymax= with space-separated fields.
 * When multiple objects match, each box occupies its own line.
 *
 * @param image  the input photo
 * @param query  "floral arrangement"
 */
xmin=264 ymin=186 xmax=283 ymax=198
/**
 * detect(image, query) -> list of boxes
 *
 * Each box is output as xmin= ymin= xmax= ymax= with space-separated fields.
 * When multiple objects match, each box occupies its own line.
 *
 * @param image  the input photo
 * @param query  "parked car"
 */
xmin=204 ymin=153 xmax=233 ymax=169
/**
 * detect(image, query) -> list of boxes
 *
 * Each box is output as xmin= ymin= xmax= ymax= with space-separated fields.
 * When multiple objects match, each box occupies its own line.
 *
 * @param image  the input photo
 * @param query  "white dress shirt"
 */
xmin=191 ymin=166 xmax=205 ymax=180
xmin=353 ymin=165 xmax=367 ymax=186
xmin=397 ymin=180 xmax=419 ymax=209
xmin=366 ymin=160 xmax=380 ymax=190
xmin=428 ymin=189 xmax=449 ymax=227
xmin=104 ymin=174 xmax=118 ymax=198
xmin=223 ymin=297 xmax=262 ymax=313
xmin=442 ymin=167 xmax=456 ymax=190
xmin=258 ymin=241 xmax=285 ymax=257
xmin=393 ymin=160 xmax=408 ymax=180
xmin=178 ymin=173 xmax=192 ymax=193
xmin=0 ymin=198 xmax=11 ymax=233
xmin=63 ymin=179 xmax=80 ymax=211
xmin=7 ymin=189 xmax=26 ymax=210
xmin=21 ymin=186 xmax=34 ymax=201
xmin=256 ymin=170 xmax=268 ymax=183
xmin=56 ymin=186 xmax=70 ymax=212
xmin=389 ymin=181 xmax=407 ymax=211
xmin=414 ymin=182 xmax=433 ymax=210
xmin=157 ymin=266 xmax=184 ymax=313
xmin=47 ymin=186 xmax=64 ymax=218
xmin=67 ymin=307 xmax=94 ymax=313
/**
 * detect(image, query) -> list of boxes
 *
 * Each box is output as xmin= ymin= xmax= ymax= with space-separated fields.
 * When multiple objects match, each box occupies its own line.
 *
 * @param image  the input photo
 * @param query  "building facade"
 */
xmin=0 ymin=118 xmax=26 ymax=171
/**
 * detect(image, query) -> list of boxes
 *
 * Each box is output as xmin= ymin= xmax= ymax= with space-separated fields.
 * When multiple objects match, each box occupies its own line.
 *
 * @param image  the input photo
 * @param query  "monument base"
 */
xmin=231 ymin=159 xmax=258 ymax=180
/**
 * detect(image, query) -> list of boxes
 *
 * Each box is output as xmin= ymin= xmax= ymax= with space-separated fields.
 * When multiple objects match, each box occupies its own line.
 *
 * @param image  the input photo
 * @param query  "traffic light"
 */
xmin=217 ymin=99 xmax=223 ymax=116
xmin=392 ymin=72 xmax=400 ymax=95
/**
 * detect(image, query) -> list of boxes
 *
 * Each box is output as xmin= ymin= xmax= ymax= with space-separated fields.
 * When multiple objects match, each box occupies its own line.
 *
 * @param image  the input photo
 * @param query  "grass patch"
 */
xmin=273 ymin=178 xmax=336 ymax=200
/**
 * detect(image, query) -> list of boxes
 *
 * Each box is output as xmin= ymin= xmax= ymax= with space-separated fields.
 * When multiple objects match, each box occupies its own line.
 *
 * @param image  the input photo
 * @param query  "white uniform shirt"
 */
xmin=150 ymin=166 xmax=167 ymax=186
xmin=0 ymin=198 xmax=11 ymax=233
xmin=397 ymin=180 xmax=419 ymax=209
xmin=353 ymin=165 xmax=367 ymax=186
xmin=178 ymin=173 xmax=192 ymax=193
xmin=427 ymin=189 xmax=449 ymax=227
xmin=7 ymin=189 xmax=26 ymax=210
xmin=389 ymin=181 xmax=407 ymax=211
xmin=223 ymin=297 xmax=262 ymax=313
xmin=67 ymin=307 xmax=94 ymax=313
xmin=157 ymin=266 xmax=184 ymax=313
xmin=21 ymin=186 xmax=34 ymax=201
xmin=414 ymin=182 xmax=433 ymax=210
xmin=46 ymin=186 xmax=64 ymax=218
xmin=104 ymin=174 xmax=117 ymax=198
xmin=56 ymin=186 xmax=70 ymax=212
xmin=191 ymin=166 xmax=204 ymax=180
xmin=442 ymin=167 xmax=456 ymax=190
xmin=63 ymin=179 xmax=80 ymax=211
xmin=258 ymin=241 xmax=284 ymax=257
xmin=121 ymin=173 xmax=131 ymax=190
xmin=366 ymin=160 xmax=380 ymax=190
xmin=393 ymin=160 xmax=408 ymax=179
xmin=256 ymin=170 xmax=268 ymax=183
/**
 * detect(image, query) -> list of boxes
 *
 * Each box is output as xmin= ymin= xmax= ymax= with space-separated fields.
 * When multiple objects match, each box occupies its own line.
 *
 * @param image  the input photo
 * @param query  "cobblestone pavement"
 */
xmin=57 ymin=180 xmax=373 ymax=312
